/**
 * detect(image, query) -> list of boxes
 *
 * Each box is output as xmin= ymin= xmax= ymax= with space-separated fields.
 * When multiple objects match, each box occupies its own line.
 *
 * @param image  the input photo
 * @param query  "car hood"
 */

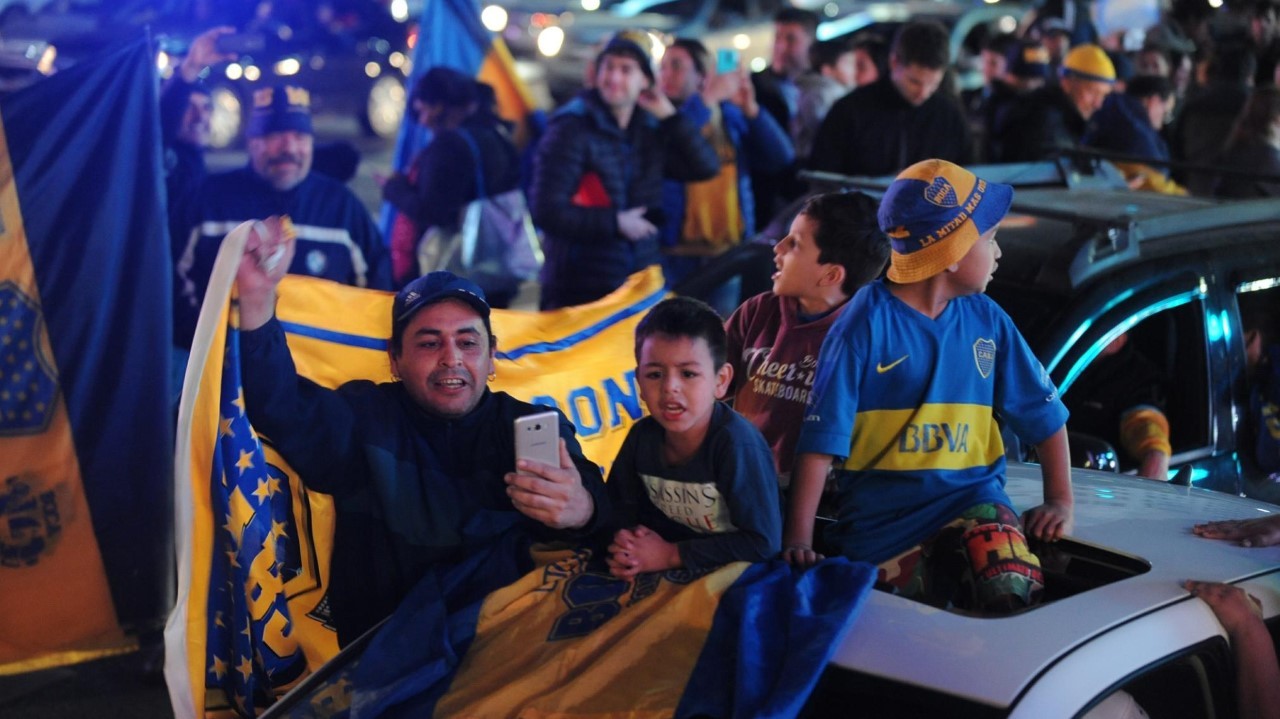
xmin=828 ymin=463 xmax=1280 ymax=708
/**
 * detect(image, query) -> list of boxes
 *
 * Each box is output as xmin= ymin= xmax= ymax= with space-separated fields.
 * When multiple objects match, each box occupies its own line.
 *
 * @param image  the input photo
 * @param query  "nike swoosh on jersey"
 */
xmin=876 ymin=355 xmax=909 ymax=373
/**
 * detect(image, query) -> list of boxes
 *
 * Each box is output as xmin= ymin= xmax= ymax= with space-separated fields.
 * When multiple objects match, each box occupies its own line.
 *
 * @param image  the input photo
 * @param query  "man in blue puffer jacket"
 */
xmin=531 ymin=31 xmax=720 ymax=310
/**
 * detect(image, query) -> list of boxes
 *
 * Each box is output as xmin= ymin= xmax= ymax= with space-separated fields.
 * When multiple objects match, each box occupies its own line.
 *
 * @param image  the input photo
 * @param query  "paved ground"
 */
xmin=1 ymin=646 xmax=172 ymax=719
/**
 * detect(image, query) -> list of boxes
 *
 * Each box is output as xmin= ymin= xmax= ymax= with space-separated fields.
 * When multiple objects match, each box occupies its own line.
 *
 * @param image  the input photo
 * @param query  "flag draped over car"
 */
xmin=164 ymin=222 xmax=670 ymax=716
xmin=0 ymin=36 xmax=172 ymax=673
xmin=323 ymin=544 xmax=875 ymax=719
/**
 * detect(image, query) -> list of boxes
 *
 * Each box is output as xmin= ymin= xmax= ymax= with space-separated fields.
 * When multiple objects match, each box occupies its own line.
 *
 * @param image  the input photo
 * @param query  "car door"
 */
xmin=1043 ymin=263 xmax=1232 ymax=492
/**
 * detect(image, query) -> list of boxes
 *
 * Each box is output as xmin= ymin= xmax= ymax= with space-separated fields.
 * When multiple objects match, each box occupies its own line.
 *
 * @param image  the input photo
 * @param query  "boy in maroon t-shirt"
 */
xmin=725 ymin=191 xmax=889 ymax=490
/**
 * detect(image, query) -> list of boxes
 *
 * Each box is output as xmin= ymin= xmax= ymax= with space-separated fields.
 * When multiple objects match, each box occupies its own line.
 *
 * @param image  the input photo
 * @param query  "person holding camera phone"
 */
xmin=530 ymin=31 xmax=719 ymax=310
xmin=235 ymin=222 xmax=609 ymax=646
xmin=655 ymin=37 xmax=794 ymax=317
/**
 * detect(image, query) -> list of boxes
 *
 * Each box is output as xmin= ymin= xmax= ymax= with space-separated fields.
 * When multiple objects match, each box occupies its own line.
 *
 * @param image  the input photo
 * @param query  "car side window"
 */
xmin=1062 ymin=302 xmax=1210 ymax=475
xmin=1235 ymin=283 xmax=1280 ymax=482
xmin=1074 ymin=638 xmax=1234 ymax=719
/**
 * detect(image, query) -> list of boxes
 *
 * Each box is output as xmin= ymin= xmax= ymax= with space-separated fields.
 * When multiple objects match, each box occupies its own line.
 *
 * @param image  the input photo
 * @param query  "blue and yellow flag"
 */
xmin=166 ymin=223 xmax=666 ymax=716
xmin=286 ymin=545 xmax=876 ymax=718
xmin=0 ymin=36 xmax=172 ymax=673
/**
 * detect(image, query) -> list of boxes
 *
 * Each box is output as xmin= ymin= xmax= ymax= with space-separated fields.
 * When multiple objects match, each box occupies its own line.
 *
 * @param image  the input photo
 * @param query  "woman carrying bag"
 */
xmin=382 ymin=67 xmax=528 ymax=307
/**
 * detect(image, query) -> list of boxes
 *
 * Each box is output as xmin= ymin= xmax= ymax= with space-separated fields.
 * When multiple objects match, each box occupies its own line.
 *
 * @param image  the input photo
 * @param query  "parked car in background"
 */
xmin=494 ymin=0 xmax=790 ymax=105
xmin=490 ymin=0 xmax=1025 ymax=105
xmin=0 ymin=0 xmax=412 ymax=147
xmin=156 ymin=3 xmax=413 ymax=147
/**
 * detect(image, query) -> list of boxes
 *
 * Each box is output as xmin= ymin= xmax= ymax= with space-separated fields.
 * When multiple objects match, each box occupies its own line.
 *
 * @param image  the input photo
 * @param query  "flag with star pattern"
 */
xmin=201 ymin=307 xmax=308 ymax=715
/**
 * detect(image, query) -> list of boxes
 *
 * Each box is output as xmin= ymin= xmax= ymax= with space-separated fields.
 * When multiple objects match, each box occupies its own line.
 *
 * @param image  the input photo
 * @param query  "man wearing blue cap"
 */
xmin=173 ymin=84 xmax=391 ymax=351
xmin=233 ymin=218 xmax=608 ymax=645
xmin=782 ymin=160 xmax=1072 ymax=614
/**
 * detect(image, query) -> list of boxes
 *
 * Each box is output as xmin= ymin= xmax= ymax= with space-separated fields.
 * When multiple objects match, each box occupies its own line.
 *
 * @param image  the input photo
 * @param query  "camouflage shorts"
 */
xmin=876 ymin=503 xmax=1044 ymax=613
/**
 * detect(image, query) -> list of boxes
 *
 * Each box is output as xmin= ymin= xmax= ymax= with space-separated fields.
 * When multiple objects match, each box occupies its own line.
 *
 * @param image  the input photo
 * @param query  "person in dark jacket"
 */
xmin=1173 ymin=46 xmax=1259 ymax=195
xmin=749 ymin=7 xmax=819 ymax=228
xmin=531 ymin=32 xmax=720 ymax=310
xmin=808 ymin=20 xmax=972 ymax=178
xmin=173 ymin=84 xmax=391 ymax=350
xmin=381 ymin=67 xmax=522 ymax=302
xmin=997 ymin=43 xmax=1115 ymax=163
xmin=235 ymin=220 xmax=609 ymax=645
xmin=1214 ymin=84 xmax=1280 ymax=198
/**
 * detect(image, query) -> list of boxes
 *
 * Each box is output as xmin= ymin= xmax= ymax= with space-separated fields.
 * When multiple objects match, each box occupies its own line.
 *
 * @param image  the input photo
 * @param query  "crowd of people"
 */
xmin=156 ymin=3 xmax=1280 ymax=713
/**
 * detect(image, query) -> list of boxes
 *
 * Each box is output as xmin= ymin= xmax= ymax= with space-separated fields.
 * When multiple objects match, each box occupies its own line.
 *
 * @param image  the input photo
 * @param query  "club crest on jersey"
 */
xmin=924 ymin=177 xmax=960 ymax=207
xmin=973 ymin=338 xmax=996 ymax=379
xmin=305 ymin=249 xmax=327 ymax=276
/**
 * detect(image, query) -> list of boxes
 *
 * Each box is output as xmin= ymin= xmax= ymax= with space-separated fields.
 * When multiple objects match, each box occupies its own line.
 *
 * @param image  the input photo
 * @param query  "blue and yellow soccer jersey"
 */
xmin=796 ymin=281 xmax=1068 ymax=564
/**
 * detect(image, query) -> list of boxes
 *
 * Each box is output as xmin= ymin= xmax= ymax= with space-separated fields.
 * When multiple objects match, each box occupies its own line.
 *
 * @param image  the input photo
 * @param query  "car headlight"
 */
xmin=537 ymin=26 xmax=565 ymax=57
xmin=273 ymin=57 xmax=301 ymax=76
xmin=481 ymin=5 xmax=508 ymax=33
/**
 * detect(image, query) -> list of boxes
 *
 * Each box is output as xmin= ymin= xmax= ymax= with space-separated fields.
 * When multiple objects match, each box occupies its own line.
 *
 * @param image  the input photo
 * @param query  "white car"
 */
xmin=805 ymin=463 xmax=1280 ymax=718
xmin=260 ymin=461 xmax=1280 ymax=718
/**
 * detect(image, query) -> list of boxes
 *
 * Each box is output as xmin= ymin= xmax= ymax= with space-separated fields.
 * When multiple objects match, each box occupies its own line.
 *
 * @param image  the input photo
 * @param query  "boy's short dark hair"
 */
xmin=891 ymin=20 xmax=951 ymax=70
xmin=801 ymin=192 xmax=891 ymax=295
xmin=1126 ymin=74 xmax=1174 ymax=101
xmin=809 ymin=37 xmax=855 ymax=72
xmin=773 ymin=7 xmax=820 ymax=35
xmin=634 ymin=297 xmax=728 ymax=367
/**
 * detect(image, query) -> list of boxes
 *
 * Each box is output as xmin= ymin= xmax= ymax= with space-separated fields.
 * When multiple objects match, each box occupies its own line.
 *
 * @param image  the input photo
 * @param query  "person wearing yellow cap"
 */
xmin=782 ymin=159 xmax=1073 ymax=614
xmin=1000 ymin=43 xmax=1115 ymax=162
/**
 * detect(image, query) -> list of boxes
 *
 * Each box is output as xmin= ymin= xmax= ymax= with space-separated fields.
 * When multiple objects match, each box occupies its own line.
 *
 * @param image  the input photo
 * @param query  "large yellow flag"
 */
xmin=165 ymin=220 xmax=665 ymax=716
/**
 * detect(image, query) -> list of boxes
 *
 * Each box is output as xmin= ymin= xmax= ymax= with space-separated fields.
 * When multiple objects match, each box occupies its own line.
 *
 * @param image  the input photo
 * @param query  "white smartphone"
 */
xmin=514 ymin=411 xmax=560 ymax=470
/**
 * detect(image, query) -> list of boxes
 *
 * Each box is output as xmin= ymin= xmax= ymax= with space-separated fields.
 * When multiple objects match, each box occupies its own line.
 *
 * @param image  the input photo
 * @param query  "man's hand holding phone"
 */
xmin=505 ymin=431 xmax=594 ymax=530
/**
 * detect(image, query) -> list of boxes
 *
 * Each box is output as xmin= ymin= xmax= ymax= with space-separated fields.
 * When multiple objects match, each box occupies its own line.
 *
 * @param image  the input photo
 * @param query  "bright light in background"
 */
xmin=481 ymin=5 xmax=508 ymax=32
xmin=647 ymin=31 xmax=665 ymax=62
xmin=225 ymin=63 xmax=244 ymax=80
xmin=733 ymin=33 xmax=750 ymax=50
xmin=582 ymin=0 xmax=601 ymax=10
xmin=823 ymin=2 xmax=839 ymax=16
xmin=537 ymin=26 xmax=565 ymax=57
xmin=1208 ymin=0 xmax=1223 ymax=7
xmin=998 ymin=15 xmax=1017 ymax=32
xmin=750 ymin=56 xmax=767 ymax=72
xmin=984 ymin=0 xmax=1000 ymax=5
xmin=243 ymin=64 xmax=261 ymax=82
xmin=365 ymin=61 xmax=382 ymax=78
xmin=156 ymin=50 xmax=170 ymax=72
xmin=390 ymin=0 xmax=409 ymax=21
xmin=274 ymin=57 xmax=301 ymax=76
xmin=37 ymin=45 xmax=55 ymax=75
xmin=389 ymin=51 xmax=405 ymax=68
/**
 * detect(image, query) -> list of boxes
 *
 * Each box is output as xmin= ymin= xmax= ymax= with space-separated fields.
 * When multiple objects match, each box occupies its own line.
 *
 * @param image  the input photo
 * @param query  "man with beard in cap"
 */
xmin=173 ymin=83 xmax=391 ymax=352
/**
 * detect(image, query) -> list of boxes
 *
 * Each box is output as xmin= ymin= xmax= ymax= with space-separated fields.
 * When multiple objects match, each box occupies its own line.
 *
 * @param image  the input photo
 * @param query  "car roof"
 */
xmin=827 ymin=463 xmax=1280 ymax=709
xmin=810 ymin=164 xmax=1280 ymax=296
